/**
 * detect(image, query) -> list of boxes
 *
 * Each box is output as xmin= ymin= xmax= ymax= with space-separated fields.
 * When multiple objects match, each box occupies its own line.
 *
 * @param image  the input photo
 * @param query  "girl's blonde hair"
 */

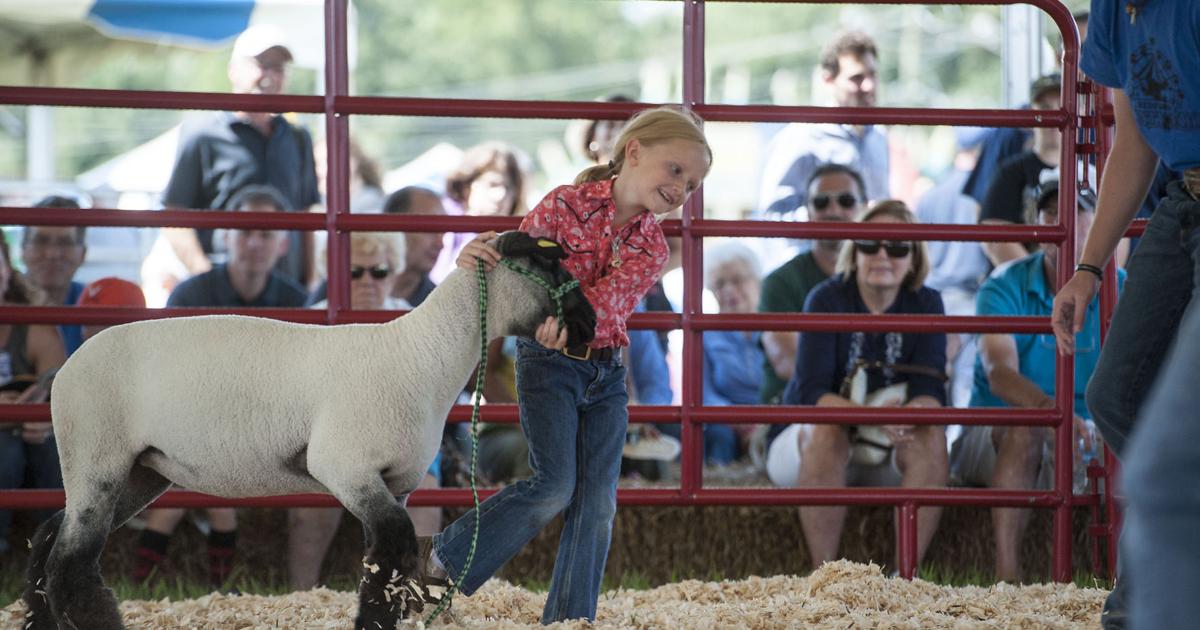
xmin=835 ymin=199 xmax=930 ymax=291
xmin=574 ymin=106 xmax=713 ymax=185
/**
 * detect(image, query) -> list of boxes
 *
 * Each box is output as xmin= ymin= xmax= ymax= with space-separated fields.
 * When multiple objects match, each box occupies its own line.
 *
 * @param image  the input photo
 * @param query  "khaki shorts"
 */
xmin=766 ymin=424 xmax=903 ymax=488
xmin=950 ymin=425 xmax=1055 ymax=490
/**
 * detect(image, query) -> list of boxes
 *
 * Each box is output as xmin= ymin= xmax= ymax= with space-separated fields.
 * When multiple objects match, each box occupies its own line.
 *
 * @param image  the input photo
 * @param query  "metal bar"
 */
xmin=678 ymin=0 xmax=706 ymax=497
xmin=1050 ymin=0 xmax=1082 ymax=582
xmin=0 ymin=208 xmax=326 ymax=230
xmin=1092 ymin=83 xmax=1123 ymax=580
xmin=897 ymin=503 xmax=919 ymax=579
xmin=324 ymin=0 xmax=351 ymax=323
xmin=0 ymin=486 xmax=1064 ymax=510
xmin=0 ymin=208 xmax=1145 ymax=238
xmin=0 ymin=404 xmax=1063 ymax=426
xmin=693 ymin=313 xmax=1053 ymax=334
xmin=688 ymin=220 xmax=1066 ymax=241
xmin=698 ymin=103 xmax=1064 ymax=127
xmin=0 ymin=86 xmax=323 ymax=112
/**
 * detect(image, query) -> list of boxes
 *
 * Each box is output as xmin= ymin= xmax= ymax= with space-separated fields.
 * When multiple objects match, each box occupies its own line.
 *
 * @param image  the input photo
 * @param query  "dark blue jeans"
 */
xmin=0 ymin=431 xmax=63 ymax=552
xmin=1084 ymin=181 xmax=1200 ymax=627
xmin=1086 ymin=182 xmax=1200 ymax=455
xmin=434 ymin=338 xmax=628 ymax=624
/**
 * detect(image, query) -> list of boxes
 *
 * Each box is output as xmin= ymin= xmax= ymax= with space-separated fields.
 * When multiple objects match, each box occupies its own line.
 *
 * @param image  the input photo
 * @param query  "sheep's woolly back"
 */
xmin=52 ymin=262 xmax=561 ymax=501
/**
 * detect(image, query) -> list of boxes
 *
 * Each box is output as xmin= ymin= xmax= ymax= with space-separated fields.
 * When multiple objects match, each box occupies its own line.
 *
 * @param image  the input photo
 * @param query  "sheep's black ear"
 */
xmin=495 ymin=231 xmax=568 ymax=260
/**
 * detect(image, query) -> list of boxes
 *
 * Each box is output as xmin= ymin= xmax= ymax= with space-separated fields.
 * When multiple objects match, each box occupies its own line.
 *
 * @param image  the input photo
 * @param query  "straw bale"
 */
xmin=1 ymin=560 xmax=1105 ymax=629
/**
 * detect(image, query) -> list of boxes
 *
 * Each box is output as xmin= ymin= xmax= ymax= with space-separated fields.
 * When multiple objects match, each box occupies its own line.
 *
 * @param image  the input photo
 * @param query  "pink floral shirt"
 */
xmin=520 ymin=178 xmax=670 ymax=349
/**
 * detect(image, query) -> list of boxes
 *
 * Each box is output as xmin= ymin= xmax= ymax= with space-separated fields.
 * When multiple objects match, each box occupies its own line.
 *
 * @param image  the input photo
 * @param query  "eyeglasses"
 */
xmin=350 ymin=264 xmax=390 ymax=280
xmin=810 ymin=192 xmax=859 ymax=211
xmin=854 ymin=240 xmax=912 ymax=257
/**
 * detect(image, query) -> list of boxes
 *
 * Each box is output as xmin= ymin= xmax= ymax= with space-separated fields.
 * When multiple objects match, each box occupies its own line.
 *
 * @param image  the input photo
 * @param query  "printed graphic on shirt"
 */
xmin=1128 ymin=37 xmax=1200 ymax=132
xmin=0 ymin=352 xmax=13 ymax=386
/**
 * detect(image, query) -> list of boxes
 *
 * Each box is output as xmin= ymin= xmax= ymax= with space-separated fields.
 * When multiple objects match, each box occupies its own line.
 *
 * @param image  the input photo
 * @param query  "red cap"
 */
xmin=77 ymin=277 xmax=146 ymax=308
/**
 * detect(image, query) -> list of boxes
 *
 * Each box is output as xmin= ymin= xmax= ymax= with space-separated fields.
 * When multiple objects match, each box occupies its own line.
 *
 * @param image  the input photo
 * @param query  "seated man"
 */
xmin=22 ymin=196 xmax=88 ymax=356
xmin=953 ymin=180 xmax=1119 ymax=583
xmin=759 ymin=163 xmax=865 ymax=405
xmin=770 ymin=200 xmax=947 ymax=572
xmin=132 ymin=185 xmax=307 ymax=588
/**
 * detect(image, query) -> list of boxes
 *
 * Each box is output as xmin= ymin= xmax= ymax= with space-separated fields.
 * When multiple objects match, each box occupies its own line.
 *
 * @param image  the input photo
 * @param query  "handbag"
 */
xmin=838 ymin=359 xmax=946 ymax=466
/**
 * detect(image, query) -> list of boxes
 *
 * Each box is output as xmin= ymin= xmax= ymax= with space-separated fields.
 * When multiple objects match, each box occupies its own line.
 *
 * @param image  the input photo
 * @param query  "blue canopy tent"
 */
xmin=0 ymin=0 xmax=340 ymax=181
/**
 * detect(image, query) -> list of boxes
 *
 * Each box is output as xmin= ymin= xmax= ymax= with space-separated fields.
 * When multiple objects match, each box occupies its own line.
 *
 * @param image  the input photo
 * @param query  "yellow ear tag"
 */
xmin=536 ymin=239 xmax=559 ymax=248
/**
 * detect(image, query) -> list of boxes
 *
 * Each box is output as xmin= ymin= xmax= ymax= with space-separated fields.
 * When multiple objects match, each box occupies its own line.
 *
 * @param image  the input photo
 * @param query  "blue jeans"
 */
xmin=1083 ymin=181 xmax=1200 ymax=626
xmin=0 ymin=431 xmax=63 ymax=551
xmin=434 ymin=338 xmax=628 ymax=624
xmin=1086 ymin=182 xmax=1200 ymax=456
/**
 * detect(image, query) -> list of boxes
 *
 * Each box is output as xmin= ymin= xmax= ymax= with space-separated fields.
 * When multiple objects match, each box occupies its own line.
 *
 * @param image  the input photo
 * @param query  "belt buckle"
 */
xmin=562 ymin=345 xmax=592 ymax=361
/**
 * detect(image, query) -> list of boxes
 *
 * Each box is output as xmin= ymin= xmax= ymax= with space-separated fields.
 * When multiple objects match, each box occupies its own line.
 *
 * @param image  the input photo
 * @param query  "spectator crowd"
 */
xmin=3 ymin=12 xmax=1142 ymax=594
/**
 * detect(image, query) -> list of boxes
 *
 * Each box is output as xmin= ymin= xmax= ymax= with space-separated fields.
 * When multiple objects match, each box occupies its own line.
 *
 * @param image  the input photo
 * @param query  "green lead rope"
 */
xmin=424 ymin=259 xmax=578 ymax=624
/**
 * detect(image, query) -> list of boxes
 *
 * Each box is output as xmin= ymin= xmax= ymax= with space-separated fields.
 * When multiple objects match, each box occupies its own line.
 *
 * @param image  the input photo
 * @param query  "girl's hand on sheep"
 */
xmin=535 ymin=316 xmax=569 ymax=350
xmin=457 ymin=231 xmax=502 ymax=271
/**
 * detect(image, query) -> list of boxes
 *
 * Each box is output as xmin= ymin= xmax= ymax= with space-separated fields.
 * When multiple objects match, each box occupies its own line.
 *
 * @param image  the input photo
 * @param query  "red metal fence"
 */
xmin=0 ymin=0 xmax=1131 ymax=583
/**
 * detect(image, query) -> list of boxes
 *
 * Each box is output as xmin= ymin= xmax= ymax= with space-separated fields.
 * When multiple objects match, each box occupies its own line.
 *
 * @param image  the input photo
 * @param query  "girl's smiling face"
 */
xmin=621 ymin=138 xmax=710 ymax=216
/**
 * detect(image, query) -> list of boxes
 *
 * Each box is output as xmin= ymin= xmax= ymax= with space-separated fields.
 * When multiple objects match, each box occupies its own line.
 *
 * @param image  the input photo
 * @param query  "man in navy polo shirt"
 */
xmin=161 ymin=25 xmax=319 ymax=287
xmin=954 ymin=179 xmax=1122 ymax=584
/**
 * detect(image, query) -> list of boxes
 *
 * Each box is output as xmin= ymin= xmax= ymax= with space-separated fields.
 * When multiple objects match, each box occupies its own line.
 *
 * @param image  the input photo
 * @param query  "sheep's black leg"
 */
xmin=45 ymin=488 xmax=126 ymax=629
xmin=110 ymin=463 xmax=172 ymax=531
xmin=22 ymin=509 xmax=63 ymax=630
xmin=336 ymin=481 xmax=421 ymax=628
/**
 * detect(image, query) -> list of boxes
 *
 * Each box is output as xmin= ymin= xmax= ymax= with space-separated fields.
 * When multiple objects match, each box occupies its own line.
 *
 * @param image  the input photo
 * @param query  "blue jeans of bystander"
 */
xmin=1085 ymin=182 xmax=1200 ymax=455
xmin=434 ymin=338 xmax=628 ymax=624
xmin=1083 ymin=181 xmax=1200 ymax=628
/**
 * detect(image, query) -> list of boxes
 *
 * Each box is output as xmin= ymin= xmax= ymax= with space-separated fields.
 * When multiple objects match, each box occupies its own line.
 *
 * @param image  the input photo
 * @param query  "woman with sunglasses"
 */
xmin=771 ymin=200 xmax=947 ymax=572
xmin=293 ymin=233 xmax=442 ymax=590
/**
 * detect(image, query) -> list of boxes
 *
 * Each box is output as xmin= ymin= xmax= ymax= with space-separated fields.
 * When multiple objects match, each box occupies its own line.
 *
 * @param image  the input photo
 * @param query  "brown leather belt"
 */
xmin=562 ymin=344 xmax=615 ymax=361
xmin=1185 ymin=167 xmax=1200 ymax=200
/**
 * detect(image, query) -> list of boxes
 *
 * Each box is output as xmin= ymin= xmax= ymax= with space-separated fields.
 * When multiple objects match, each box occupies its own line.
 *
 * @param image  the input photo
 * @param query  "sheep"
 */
xmin=22 ymin=231 xmax=597 ymax=630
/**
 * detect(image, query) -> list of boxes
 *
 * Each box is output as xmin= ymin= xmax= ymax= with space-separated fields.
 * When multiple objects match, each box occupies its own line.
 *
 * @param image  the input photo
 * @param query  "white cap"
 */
xmin=231 ymin=25 xmax=294 ymax=62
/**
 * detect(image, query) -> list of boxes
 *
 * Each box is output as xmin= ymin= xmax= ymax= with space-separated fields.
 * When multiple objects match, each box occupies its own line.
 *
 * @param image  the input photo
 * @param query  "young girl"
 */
xmin=423 ymin=106 xmax=712 ymax=623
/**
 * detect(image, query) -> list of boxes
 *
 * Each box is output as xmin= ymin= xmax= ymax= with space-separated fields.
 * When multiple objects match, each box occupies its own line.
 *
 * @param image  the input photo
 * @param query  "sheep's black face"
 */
xmin=494 ymin=231 xmax=597 ymax=346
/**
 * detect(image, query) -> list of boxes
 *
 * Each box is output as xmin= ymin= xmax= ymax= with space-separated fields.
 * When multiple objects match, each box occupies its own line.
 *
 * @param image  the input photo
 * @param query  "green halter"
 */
xmin=424 ymin=257 xmax=581 ymax=623
xmin=498 ymin=258 xmax=581 ymax=323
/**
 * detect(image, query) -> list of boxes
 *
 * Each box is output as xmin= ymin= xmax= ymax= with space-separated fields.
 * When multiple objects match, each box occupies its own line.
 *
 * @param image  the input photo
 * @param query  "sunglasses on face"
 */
xmin=810 ymin=192 xmax=859 ymax=211
xmin=350 ymin=264 xmax=391 ymax=280
xmin=854 ymin=240 xmax=912 ymax=258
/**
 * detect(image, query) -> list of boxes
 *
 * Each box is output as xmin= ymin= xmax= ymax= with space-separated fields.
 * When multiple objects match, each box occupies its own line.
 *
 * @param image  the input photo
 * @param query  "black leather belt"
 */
xmin=562 ymin=344 xmax=615 ymax=361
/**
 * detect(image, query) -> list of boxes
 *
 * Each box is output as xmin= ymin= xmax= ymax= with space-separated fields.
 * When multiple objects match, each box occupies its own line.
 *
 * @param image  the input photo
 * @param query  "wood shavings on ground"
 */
xmin=2 ymin=560 xmax=1105 ymax=629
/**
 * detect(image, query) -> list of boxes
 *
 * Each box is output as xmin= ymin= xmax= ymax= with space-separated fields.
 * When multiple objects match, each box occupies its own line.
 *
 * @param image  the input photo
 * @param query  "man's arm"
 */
xmin=978 ymin=333 xmax=1053 ymax=409
xmin=1077 ymin=90 xmax=1160 ymax=271
xmin=1052 ymin=90 xmax=1160 ymax=352
xmin=761 ymin=331 xmax=798 ymax=383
